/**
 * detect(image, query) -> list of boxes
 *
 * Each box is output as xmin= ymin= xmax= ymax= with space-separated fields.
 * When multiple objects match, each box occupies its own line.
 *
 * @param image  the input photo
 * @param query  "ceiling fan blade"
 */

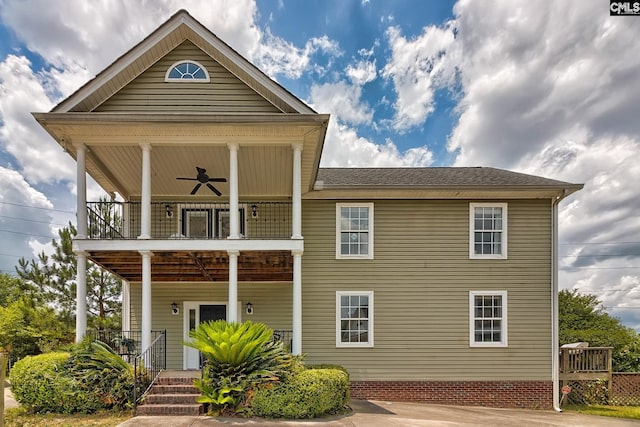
xmin=176 ymin=177 xmax=198 ymax=181
xmin=207 ymin=183 xmax=222 ymax=196
xmin=190 ymin=183 xmax=202 ymax=195
xmin=208 ymin=178 xmax=227 ymax=182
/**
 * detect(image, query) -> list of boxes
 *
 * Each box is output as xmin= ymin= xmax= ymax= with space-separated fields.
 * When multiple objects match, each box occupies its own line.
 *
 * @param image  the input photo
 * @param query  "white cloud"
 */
xmin=448 ymin=0 xmax=640 ymax=168
xmin=346 ymin=58 xmax=377 ymax=85
xmin=0 ymin=0 xmax=262 ymax=75
xmin=310 ymin=81 xmax=373 ymax=126
xmin=0 ymin=166 xmax=55 ymax=273
xmin=320 ymin=120 xmax=433 ymax=167
xmin=0 ymin=55 xmax=77 ymax=184
xmin=255 ymin=30 xmax=341 ymax=79
xmin=382 ymin=23 xmax=457 ymax=132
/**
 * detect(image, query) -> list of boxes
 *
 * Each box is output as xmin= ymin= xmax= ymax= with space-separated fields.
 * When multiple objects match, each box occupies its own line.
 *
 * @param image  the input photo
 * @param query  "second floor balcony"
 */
xmin=87 ymin=201 xmax=292 ymax=240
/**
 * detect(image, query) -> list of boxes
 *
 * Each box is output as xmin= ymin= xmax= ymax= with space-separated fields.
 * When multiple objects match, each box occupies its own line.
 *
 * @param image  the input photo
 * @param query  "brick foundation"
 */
xmin=350 ymin=380 xmax=553 ymax=409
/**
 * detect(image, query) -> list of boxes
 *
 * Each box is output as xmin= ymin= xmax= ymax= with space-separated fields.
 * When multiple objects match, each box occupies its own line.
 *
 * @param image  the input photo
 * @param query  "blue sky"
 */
xmin=1 ymin=0 xmax=640 ymax=329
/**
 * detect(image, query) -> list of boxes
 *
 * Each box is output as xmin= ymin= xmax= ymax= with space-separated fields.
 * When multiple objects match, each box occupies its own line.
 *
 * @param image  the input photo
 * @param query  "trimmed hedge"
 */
xmin=10 ymin=352 xmax=100 ymax=413
xmin=252 ymin=368 xmax=349 ymax=419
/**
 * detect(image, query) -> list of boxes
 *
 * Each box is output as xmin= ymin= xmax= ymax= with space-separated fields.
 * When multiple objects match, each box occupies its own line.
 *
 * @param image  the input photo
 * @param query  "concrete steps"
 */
xmin=136 ymin=370 xmax=204 ymax=416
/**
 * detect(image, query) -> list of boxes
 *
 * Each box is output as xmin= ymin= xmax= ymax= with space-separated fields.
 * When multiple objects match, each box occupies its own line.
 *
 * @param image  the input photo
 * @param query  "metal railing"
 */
xmin=86 ymin=201 xmax=292 ymax=240
xmin=272 ymin=329 xmax=293 ymax=352
xmin=133 ymin=330 xmax=167 ymax=412
xmin=88 ymin=329 xmax=163 ymax=362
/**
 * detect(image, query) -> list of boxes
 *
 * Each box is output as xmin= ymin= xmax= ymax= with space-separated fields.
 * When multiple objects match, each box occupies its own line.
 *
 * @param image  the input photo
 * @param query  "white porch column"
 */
xmin=292 ymin=143 xmax=303 ymax=239
xmin=122 ymin=203 xmax=130 ymax=239
xmin=228 ymin=143 xmax=240 ymax=239
xmin=75 ymin=251 xmax=88 ymax=343
xmin=139 ymin=143 xmax=152 ymax=239
xmin=292 ymin=249 xmax=303 ymax=355
xmin=75 ymin=144 xmax=88 ymax=239
xmin=228 ymin=250 xmax=239 ymax=322
xmin=140 ymin=250 xmax=153 ymax=351
xmin=121 ymin=280 xmax=131 ymax=332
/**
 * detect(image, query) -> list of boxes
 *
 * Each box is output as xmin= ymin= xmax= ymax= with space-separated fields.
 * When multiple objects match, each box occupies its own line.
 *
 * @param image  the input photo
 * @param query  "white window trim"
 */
xmin=336 ymin=291 xmax=374 ymax=348
xmin=336 ymin=203 xmax=374 ymax=260
xmin=165 ymin=60 xmax=211 ymax=82
xmin=469 ymin=290 xmax=508 ymax=348
xmin=469 ymin=202 xmax=508 ymax=260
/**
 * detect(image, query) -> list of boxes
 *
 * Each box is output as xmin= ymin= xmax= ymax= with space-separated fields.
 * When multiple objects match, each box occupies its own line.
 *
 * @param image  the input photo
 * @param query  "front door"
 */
xmin=183 ymin=301 xmax=227 ymax=369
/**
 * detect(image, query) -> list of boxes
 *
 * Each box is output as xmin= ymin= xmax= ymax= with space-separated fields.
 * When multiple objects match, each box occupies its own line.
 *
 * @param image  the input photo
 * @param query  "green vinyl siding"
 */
xmin=130 ymin=281 xmax=292 ymax=369
xmin=96 ymin=41 xmax=280 ymax=113
xmin=301 ymin=199 xmax=552 ymax=381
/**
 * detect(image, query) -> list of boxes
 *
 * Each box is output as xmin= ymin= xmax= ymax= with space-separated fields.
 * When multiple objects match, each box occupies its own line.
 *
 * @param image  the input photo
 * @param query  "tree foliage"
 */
xmin=16 ymin=221 xmax=122 ymax=330
xmin=559 ymin=289 xmax=640 ymax=372
xmin=0 ymin=296 xmax=73 ymax=360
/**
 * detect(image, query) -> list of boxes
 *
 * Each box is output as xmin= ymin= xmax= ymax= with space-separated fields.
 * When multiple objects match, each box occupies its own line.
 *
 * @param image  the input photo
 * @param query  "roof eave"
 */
xmin=304 ymin=183 xmax=584 ymax=200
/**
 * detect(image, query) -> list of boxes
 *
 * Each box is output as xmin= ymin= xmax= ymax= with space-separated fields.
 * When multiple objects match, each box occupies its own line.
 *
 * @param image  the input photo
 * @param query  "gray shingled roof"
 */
xmin=316 ymin=167 xmax=580 ymax=188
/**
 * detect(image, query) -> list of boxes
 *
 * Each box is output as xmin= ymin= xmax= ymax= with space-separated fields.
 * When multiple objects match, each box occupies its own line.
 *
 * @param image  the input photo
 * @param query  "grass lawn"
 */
xmin=3 ymin=407 xmax=132 ymax=427
xmin=565 ymin=404 xmax=640 ymax=420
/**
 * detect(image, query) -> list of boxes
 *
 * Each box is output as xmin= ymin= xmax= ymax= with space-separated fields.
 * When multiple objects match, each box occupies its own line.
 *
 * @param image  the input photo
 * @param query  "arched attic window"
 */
xmin=165 ymin=60 xmax=210 ymax=82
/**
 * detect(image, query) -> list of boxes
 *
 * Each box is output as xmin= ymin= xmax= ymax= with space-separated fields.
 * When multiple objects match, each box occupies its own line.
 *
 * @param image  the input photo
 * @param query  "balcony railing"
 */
xmin=86 ymin=201 xmax=292 ymax=240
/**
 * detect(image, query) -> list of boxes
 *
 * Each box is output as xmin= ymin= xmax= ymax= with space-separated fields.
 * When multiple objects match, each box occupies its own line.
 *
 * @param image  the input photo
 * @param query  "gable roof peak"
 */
xmin=51 ymin=8 xmax=315 ymax=114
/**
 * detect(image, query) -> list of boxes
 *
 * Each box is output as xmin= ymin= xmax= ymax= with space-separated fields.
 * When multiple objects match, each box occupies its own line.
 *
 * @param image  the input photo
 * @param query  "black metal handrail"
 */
xmin=133 ymin=330 xmax=167 ymax=413
xmin=87 ymin=205 xmax=123 ymax=239
xmin=85 ymin=201 xmax=292 ymax=240
xmin=88 ymin=329 xmax=163 ymax=362
xmin=272 ymin=329 xmax=293 ymax=352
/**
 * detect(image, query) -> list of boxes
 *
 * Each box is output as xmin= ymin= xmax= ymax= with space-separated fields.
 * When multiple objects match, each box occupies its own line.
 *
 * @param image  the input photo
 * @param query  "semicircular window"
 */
xmin=165 ymin=60 xmax=210 ymax=82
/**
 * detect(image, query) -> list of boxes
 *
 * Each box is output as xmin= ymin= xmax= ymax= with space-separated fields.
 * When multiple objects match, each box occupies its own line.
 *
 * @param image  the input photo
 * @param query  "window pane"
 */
xmin=338 ymin=292 xmax=372 ymax=345
xmin=472 ymin=293 xmax=504 ymax=343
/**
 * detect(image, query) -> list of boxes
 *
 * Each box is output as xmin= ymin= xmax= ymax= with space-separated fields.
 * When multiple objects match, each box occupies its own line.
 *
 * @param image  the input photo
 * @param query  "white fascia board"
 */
xmin=73 ymin=238 xmax=304 ymax=253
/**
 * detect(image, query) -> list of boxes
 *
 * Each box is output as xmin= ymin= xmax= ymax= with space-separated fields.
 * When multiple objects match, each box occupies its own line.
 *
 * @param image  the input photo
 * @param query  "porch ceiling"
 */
xmin=89 ymin=250 xmax=293 ymax=282
xmin=33 ymin=113 xmax=329 ymax=199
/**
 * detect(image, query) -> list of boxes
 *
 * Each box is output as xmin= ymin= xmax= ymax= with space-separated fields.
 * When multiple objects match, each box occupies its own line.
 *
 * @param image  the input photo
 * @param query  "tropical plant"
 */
xmin=186 ymin=320 xmax=300 ymax=415
xmin=65 ymin=338 xmax=146 ymax=410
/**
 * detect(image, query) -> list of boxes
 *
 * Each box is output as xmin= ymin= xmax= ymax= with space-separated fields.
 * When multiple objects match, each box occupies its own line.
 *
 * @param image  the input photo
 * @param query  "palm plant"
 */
xmin=186 ymin=320 xmax=300 ymax=415
xmin=66 ymin=338 xmax=147 ymax=409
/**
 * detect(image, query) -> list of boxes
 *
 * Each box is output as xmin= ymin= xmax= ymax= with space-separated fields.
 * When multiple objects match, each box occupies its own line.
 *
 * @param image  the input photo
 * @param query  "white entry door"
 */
xmin=183 ymin=302 xmax=226 ymax=370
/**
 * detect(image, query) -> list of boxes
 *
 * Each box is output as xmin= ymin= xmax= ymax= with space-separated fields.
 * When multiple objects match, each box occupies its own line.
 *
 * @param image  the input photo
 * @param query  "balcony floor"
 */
xmin=89 ymin=249 xmax=293 ymax=282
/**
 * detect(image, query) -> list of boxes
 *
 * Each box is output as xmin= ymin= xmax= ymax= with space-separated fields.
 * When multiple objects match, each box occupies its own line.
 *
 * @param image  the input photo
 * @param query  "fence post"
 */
xmin=607 ymin=348 xmax=613 ymax=402
xmin=1 ymin=352 xmax=6 ymax=427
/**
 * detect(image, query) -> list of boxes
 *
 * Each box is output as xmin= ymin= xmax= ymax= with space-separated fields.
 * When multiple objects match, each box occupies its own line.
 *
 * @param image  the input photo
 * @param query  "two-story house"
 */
xmin=34 ymin=10 xmax=582 ymax=409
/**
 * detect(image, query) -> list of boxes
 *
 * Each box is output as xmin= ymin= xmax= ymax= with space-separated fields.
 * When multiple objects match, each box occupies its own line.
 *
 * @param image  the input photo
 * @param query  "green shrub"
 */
xmin=10 ymin=352 xmax=99 ymax=413
xmin=306 ymin=364 xmax=349 ymax=374
xmin=252 ymin=368 xmax=349 ymax=419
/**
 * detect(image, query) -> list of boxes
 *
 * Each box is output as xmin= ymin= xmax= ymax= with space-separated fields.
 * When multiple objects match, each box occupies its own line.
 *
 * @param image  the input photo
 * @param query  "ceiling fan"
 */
xmin=176 ymin=167 xmax=227 ymax=196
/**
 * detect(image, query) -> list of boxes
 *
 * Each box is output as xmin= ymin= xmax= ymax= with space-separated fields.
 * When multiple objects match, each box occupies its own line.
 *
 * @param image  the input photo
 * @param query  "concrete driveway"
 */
xmin=119 ymin=400 xmax=640 ymax=427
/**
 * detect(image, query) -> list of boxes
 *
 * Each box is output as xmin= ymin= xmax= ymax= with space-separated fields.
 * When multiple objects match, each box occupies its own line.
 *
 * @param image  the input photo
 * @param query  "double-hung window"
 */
xmin=469 ymin=291 xmax=507 ymax=347
xmin=336 ymin=291 xmax=374 ymax=347
xmin=336 ymin=203 xmax=374 ymax=259
xmin=469 ymin=203 xmax=507 ymax=259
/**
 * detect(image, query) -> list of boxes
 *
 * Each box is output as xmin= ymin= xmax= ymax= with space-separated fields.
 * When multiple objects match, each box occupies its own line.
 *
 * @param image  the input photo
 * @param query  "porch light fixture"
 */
xmin=251 ymin=204 xmax=258 ymax=218
xmin=171 ymin=302 xmax=179 ymax=315
xmin=246 ymin=302 xmax=253 ymax=315
xmin=165 ymin=204 xmax=173 ymax=219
